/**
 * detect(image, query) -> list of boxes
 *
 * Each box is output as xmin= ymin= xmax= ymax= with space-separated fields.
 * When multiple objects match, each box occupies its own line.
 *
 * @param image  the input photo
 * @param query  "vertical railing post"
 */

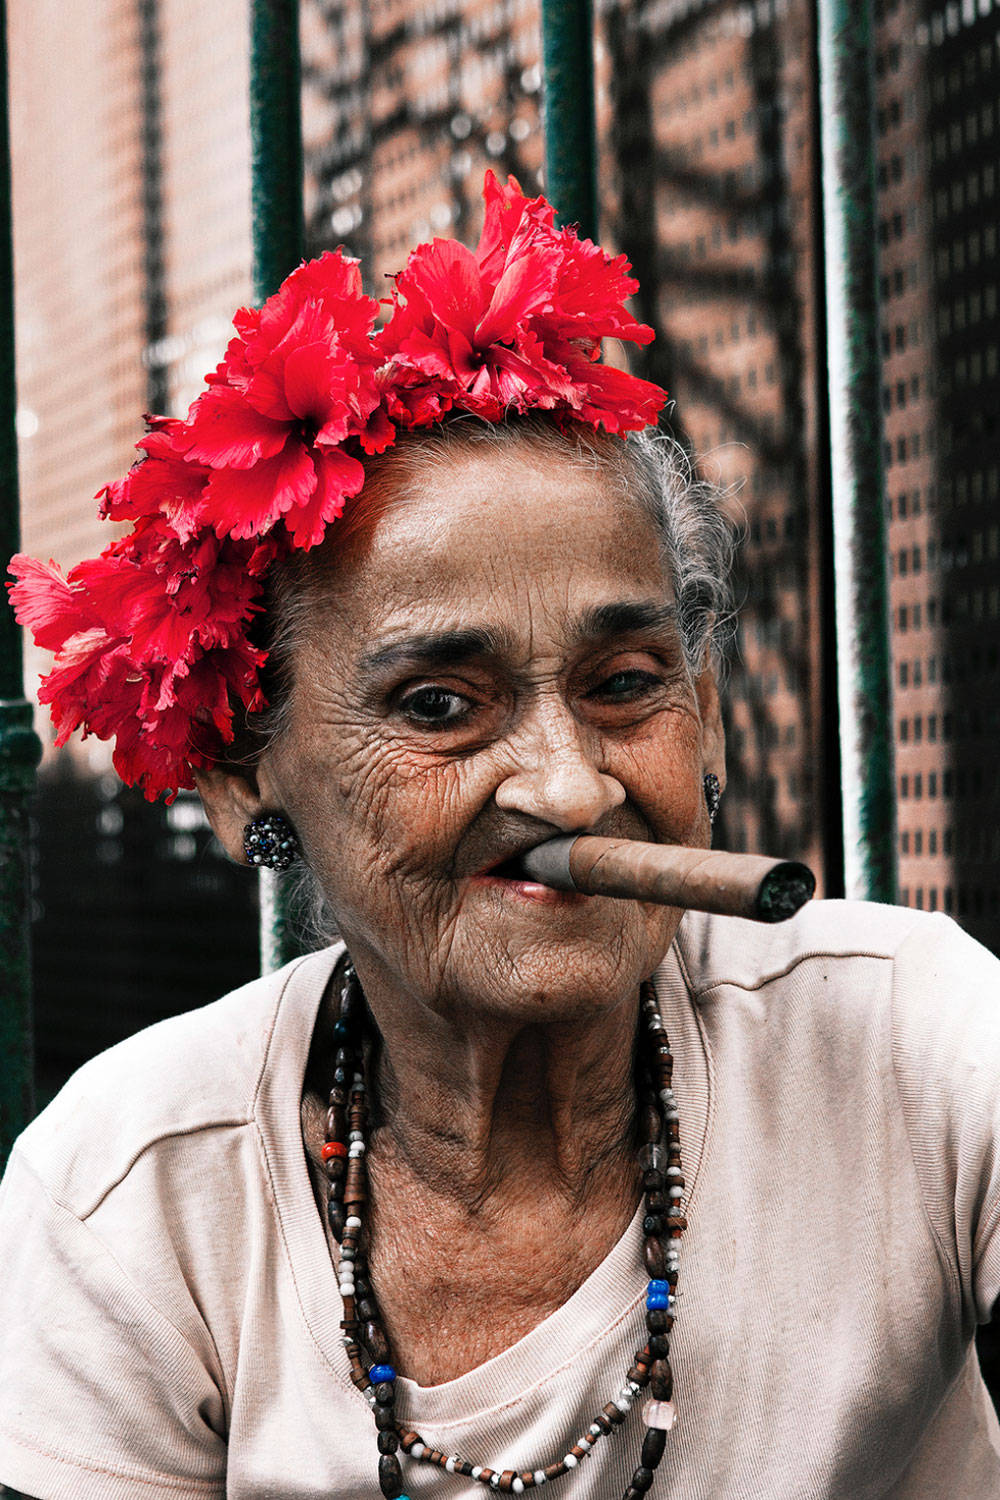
xmin=250 ymin=0 xmax=305 ymax=302
xmin=0 ymin=0 xmax=43 ymax=1167
xmin=249 ymin=0 xmax=304 ymax=973
xmin=540 ymin=0 xmax=598 ymax=239
xmin=816 ymin=0 xmax=896 ymax=902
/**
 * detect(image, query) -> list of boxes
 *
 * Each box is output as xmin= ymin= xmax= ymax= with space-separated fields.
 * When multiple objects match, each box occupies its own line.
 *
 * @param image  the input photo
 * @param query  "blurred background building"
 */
xmin=7 ymin=0 xmax=1000 ymax=1104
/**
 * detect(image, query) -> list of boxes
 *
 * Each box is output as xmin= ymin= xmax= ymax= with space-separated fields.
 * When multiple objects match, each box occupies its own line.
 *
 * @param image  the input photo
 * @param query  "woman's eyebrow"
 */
xmin=356 ymin=626 xmax=512 ymax=675
xmin=575 ymin=600 xmax=679 ymax=642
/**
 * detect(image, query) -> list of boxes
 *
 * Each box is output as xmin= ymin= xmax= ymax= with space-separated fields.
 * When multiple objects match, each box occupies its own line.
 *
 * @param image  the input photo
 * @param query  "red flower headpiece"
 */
xmin=8 ymin=174 xmax=666 ymax=801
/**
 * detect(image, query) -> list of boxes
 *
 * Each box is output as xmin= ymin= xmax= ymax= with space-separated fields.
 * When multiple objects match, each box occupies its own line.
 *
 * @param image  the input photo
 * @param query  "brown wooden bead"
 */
xmin=363 ymin=1321 xmax=390 ymax=1362
xmin=649 ymin=1357 xmax=673 ymax=1401
xmin=641 ymin=1425 xmax=667 ymax=1466
xmin=630 ymin=1465 xmax=655 ymax=1493
xmin=378 ymin=1452 xmax=403 ymax=1498
xmin=544 ymin=1462 xmax=564 ymax=1479
xmin=377 ymin=1430 xmax=399 ymax=1454
xmin=644 ymin=1237 xmax=667 ymax=1277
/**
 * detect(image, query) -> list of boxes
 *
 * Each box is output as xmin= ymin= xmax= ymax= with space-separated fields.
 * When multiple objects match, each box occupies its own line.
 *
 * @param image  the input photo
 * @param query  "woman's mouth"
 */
xmin=469 ymin=852 xmax=589 ymax=905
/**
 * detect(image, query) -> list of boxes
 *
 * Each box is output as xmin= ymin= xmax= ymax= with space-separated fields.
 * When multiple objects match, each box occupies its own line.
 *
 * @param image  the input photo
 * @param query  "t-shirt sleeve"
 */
xmin=0 ymin=1147 xmax=227 ymax=1500
xmin=890 ymin=913 xmax=1000 ymax=1327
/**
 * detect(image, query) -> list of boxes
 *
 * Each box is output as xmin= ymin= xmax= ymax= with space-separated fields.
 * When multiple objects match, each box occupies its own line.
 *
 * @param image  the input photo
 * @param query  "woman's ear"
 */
xmin=694 ymin=667 xmax=726 ymax=792
xmin=194 ymin=762 xmax=274 ymax=865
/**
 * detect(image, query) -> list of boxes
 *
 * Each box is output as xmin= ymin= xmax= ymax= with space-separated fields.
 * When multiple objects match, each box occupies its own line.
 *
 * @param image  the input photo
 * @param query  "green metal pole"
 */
xmin=815 ymin=0 xmax=896 ymax=902
xmin=249 ymin=0 xmax=304 ymax=972
xmin=540 ymin=0 xmax=598 ymax=239
xmin=0 ymin=0 xmax=43 ymax=1168
xmin=250 ymin=0 xmax=305 ymax=303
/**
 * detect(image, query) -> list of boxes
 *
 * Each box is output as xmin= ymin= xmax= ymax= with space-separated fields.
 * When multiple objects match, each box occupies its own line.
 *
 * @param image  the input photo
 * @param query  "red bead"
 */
xmin=322 ymin=1140 xmax=348 ymax=1159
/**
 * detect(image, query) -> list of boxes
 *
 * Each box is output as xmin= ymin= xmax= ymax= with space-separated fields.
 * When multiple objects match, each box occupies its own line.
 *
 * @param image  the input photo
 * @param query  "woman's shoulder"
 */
xmin=10 ymin=945 xmax=341 ymax=1219
xmin=674 ymin=897 xmax=998 ymax=1009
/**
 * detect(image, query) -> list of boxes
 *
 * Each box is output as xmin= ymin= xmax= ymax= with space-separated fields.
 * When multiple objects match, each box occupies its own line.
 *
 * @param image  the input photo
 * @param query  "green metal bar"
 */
xmin=540 ymin=0 xmax=598 ymax=239
xmin=815 ymin=0 xmax=896 ymax=902
xmin=250 ymin=0 xmax=305 ymax=303
xmin=0 ymin=0 xmax=43 ymax=1168
xmin=249 ymin=0 xmax=304 ymax=972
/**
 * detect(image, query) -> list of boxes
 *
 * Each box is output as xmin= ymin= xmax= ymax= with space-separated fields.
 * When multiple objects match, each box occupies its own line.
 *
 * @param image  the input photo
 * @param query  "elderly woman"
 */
xmin=1 ymin=175 xmax=999 ymax=1500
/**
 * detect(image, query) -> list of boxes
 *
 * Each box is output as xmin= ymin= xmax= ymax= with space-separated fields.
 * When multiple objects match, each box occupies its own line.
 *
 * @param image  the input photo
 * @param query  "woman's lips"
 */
xmin=468 ymin=858 xmax=589 ymax=905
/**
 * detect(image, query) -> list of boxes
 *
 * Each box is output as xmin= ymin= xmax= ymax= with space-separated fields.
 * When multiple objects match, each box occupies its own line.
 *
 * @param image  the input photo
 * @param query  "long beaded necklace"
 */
xmin=321 ymin=961 xmax=686 ymax=1499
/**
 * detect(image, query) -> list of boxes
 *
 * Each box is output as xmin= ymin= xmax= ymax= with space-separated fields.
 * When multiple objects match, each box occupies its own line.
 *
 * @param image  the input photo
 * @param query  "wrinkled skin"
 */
xmin=198 ymin=436 xmax=725 ymax=1381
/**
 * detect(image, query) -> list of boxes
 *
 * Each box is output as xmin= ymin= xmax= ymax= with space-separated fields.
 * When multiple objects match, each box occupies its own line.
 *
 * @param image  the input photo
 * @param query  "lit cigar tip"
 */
xmin=755 ymin=862 xmax=816 ymax=922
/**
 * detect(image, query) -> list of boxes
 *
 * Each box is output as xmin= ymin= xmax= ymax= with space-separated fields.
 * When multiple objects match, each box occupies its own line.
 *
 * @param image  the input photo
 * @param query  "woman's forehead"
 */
xmin=322 ymin=442 xmax=672 ymax=621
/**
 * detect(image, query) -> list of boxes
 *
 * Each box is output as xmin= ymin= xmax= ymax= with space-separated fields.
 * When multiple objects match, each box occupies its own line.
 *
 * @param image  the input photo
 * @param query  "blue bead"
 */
xmin=648 ymin=1279 xmax=669 ymax=1295
xmin=369 ymin=1363 xmax=396 ymax=1383
xmin=647 ymin=1291 xmax=671 ymax=1310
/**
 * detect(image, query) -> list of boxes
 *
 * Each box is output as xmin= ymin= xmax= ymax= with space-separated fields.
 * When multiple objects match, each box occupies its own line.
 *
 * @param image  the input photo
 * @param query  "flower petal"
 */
xmin=283 ymin=448 xmax=365 ymax=550
xmin=181 ymin=386 xmax=289 ymax=469
xmin=204 ymin=439 xmax=317 ymax=539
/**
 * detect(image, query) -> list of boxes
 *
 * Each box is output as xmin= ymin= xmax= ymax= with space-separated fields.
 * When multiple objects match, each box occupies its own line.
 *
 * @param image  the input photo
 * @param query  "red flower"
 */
xmin=8 ymin=521 xmax=272 ymax=800
xmin=377 ymin=171 xmax=667 ymax=432
xmin=175 ymin=251 xmax=387 ymax=549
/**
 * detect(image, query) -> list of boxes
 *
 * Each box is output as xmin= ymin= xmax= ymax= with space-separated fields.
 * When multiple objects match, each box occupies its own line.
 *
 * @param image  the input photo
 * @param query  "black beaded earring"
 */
xmin=243 ymin=812 xmax=299 ymax=870
xmin=703 ymin=772 xmax=721 ymax=827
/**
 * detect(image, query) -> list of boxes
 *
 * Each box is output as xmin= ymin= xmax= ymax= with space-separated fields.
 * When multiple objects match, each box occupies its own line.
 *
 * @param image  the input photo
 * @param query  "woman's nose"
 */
xmin=493 ymin=708 xmax=626 ymax=831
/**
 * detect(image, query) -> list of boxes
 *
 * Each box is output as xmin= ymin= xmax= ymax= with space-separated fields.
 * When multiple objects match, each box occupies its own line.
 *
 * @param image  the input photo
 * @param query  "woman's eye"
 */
xmin=592 ymin=669 xmax=662 ymax=702
xmin=398 ymin=686 xmax=471 ymax=726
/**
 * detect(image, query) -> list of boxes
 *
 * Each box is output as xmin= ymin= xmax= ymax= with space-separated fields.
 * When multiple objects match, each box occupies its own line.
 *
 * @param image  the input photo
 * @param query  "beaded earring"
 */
xmin=323 ymin=961 xmax=685 ymax=1499
xmin=242 ymin=812 xmax=299 ymax=870
xmin=703 ymin=773 xmax=721 ymax=827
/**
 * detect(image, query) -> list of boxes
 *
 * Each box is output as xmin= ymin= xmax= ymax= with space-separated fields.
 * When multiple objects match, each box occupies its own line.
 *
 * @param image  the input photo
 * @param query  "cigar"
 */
xmin=519 ymin=836 xmax=815 ymax=923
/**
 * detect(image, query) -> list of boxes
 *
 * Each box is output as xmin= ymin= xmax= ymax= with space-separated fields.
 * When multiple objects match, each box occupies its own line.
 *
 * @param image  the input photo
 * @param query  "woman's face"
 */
xmin=244 ymin=439 xmax=724 ymax=1020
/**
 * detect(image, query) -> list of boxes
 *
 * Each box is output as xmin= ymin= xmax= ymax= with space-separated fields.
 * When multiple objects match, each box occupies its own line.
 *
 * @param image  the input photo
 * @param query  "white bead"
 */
xmin=578 ymin=1437 xmax=592 ymax=1451
xmin=588 ymin=1423 xmax=602 ymax=1437
xmin=533 ymin=1472 xmax=547 ymax=1484
xmin=627 ymin=1380 xmax=642 ymax=1394
xmin=339 ymin=1283 xmax=355 ymax=1299
xmin=668 ymin=1185 xmax=683 ymax=1198
xmin=667 ymin=1165 xmax=683 ymax=1178
xmin=349 ymin=1130 xmax=364 ymax=1142
xmin=445 ymin=1457 xmax=457 ymax=1473
xmin=564 ymin=1454 xmax=578 ymax=1468
xmin=614 ymin=1396 xmax=632 ymax=1413
xmin=490 ymin=1474 xmax=501 ymax=1489
xmin=411 ymin=1443 xmax=425 ymax=1458
xmin=512 ymin=1481 xmax=525 ymax=1494
xmin=348 ymin=1142 xmax=365 ymax=1157
xmin=471 ymin=1467 xmax=483 ymax=1480
xmin=345 ymin=1215 xmax=362 ymax=1230
xmin=642 ymin=1398 xmax=678 ymax=1431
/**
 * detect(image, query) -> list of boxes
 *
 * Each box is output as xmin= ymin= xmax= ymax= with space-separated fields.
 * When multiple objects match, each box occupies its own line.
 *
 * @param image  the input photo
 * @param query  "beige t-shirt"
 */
xmin=1 ymin=901 xmax=1000 ymax=1499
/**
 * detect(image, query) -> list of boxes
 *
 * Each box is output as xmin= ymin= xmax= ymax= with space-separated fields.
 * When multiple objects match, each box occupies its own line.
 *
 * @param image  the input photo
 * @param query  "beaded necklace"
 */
xmin=321 ymin=961 xmax=685 ymax=1499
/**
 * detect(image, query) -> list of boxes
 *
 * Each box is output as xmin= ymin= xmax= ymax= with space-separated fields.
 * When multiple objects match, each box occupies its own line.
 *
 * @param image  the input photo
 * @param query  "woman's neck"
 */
xmin=368 ymin=1002 xmax=640 ymax=1214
